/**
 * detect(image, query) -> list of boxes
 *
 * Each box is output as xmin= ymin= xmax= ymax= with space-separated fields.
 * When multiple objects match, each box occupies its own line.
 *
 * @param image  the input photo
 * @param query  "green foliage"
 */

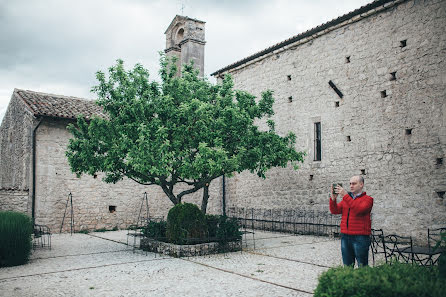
xmin=215 ymin=216 xmax=242 ymax=242
xmin=205 ymin=214 xmax=220 ymax=238
xmin=166 ymin=203 xmax=207 ymax=244
xmin=143 ymin=221 xmax=167 ymax=239
xmin=0 ymin=211 xmax=33 ymax=267
xmin=66 ymin=56 xmax=305 ymax=211
xmin=434 ymin=231 xmax=446 ymax=278
xmin=314 ymin=262 xmax=446 ymax=297
xmin=77 ymin=229 xmax=90 ymax=234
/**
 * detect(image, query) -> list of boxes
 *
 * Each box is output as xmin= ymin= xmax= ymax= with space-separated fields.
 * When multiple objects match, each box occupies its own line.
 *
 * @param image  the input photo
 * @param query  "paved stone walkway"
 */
xmin=0 ymin=230 xmax=379 ymax=296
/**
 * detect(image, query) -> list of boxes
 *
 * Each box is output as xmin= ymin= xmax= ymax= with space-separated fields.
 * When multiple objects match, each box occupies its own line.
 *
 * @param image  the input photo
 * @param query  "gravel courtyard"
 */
xmin=0 ymin=230 xmax=378 ymax=296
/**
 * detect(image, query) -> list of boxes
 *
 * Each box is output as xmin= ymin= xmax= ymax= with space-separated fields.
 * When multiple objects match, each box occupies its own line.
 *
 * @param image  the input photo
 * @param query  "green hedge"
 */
xmin=314 ymin=262 xmax=446 ymax=297
xmin=0 ymin=211 xmax=33 ymax=267
xmin=166 ymin=203 xmax=207 ymax=244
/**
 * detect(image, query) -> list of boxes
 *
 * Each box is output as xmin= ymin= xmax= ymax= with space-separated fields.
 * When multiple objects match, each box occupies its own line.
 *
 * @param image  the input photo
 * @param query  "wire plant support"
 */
xmin=60 ymin=192 xmax=74 ymax=235
xmin=127 ymin=192 xmax=150 ymax=250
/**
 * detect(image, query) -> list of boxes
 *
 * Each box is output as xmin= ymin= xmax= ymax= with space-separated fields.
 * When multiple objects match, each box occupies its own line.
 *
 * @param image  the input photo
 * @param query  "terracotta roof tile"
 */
xmin=15 ymin=89 xmax=106 ymax=120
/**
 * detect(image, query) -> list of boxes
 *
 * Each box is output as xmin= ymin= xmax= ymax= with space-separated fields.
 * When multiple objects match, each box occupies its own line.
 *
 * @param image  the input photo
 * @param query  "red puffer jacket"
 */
xmin=329 ymin=192 xmax=373 ymax=235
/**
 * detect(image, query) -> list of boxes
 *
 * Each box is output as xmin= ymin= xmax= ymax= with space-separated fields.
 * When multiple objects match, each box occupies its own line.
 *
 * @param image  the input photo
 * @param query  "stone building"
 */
xmin=1 ymin=0 xmax=445 ymax=240
xmin=0 ymin=88 xmax=222 ymax=232
xmin=212 ymin=0 xmax=446 ymax=239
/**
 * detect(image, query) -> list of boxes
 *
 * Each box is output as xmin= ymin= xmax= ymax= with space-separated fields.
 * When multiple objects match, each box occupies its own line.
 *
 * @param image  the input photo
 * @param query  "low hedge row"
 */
xmin=314 ymin=262 xmax=446 ymax=297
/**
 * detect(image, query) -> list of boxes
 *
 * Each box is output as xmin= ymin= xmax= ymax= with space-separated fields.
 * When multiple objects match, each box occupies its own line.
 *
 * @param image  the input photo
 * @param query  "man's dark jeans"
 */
xmin=341 ymin=234 xmax=370 ymax=267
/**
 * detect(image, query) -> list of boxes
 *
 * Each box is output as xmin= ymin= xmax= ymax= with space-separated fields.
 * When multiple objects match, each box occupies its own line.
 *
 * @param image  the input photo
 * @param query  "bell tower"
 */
xmin=165 ymin=15 xmax=206 ymax=76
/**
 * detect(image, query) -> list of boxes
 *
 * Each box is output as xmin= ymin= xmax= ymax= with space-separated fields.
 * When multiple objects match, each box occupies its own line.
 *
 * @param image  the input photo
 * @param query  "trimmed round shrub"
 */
xmin=166 ymin=203 xmax=207 ymax=244
xmin=0 ymin=211 xmax=33 ymax=267
xmin=314 ymin=262 xmax=446 ymax=297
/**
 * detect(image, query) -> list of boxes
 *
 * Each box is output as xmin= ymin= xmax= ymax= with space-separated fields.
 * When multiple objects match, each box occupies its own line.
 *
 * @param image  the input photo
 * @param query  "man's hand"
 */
xmin=335 ymin=185 xmax=348 ymax=197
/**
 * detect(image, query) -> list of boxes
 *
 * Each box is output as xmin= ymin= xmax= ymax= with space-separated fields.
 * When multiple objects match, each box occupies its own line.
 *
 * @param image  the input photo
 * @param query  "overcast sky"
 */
xmin=0 ymin=0 xmax=372 ymax=123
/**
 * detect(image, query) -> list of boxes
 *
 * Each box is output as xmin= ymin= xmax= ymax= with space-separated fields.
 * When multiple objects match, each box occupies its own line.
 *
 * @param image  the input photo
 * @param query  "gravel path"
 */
xmin=0 ymin=230 xmax=382 ymax=296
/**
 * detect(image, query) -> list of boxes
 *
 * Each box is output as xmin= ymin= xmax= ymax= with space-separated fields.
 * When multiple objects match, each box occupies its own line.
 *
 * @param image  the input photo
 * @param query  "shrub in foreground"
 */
xmin=0 ymin=211 xmax=33 ymax=267
xmin=314 ymin=262 xmax=446 ymax=297
xmin=166 ymin=203 xmax=207 ymax=244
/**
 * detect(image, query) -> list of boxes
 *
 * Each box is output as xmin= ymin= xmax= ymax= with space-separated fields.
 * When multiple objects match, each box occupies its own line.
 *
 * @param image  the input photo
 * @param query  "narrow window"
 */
xmin=309 ymin=175 xmax=314 ymax=181
xmin=314 ymin=122 xmax=321 ymax=161
xmin=390 ymin=72 xmax=397 ymax=81
xmin=347 ymin=136 xmax=351 ymax=142
xmin=345 ymin=56 xmax=351 ymax=63
xmin=335 ymin=101 xmax=340 ymax=107
xmin=287 ymin=75 xmax=292 ymax=81
xmin=288 ymin=96 xmax=293 ymax=102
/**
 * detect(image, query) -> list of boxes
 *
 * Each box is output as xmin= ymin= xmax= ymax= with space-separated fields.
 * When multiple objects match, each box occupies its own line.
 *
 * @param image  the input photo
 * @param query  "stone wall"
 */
xmin=0 ymin=91 xmax=34 ymax=190
xmin=0 ymin=91 xmax=35 ymax=215
xmin=0 ymin=189 xmax=30 ymax=214
xmin=219 ymin=0 xmax=446 ymax=241
xmin=33 ymin=118 xmax=223 ymax=232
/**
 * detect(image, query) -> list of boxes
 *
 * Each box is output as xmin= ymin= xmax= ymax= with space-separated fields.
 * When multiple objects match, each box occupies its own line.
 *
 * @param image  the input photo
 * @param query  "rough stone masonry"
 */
xmin=212 ymin=0 xmax=446 ymax=241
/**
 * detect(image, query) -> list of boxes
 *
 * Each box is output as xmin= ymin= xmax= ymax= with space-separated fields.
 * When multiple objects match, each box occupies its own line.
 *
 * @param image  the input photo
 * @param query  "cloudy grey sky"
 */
xmin=0 ymin=0 xmax=372 ymax=123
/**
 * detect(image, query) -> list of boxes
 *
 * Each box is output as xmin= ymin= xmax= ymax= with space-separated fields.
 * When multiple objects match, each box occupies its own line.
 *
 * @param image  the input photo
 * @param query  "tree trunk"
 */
xmin=201 ymin=184 xmax=209 ymax=214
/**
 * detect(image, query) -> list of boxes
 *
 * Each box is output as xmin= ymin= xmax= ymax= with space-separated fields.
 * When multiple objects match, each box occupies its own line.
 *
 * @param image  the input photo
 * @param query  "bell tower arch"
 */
xmin=165 ymin=15 xmax=206 ymax=76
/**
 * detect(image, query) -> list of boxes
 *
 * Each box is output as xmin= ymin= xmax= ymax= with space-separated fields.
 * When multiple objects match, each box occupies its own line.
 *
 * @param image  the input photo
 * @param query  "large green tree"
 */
xmin=66 ymin=57 xmax=305 ymax=213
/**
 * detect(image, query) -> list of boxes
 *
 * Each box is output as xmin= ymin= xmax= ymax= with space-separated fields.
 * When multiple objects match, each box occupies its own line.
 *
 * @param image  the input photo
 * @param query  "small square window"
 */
xmin=287 ymin=75 xmax=292 ymax=81
xmin=361 ymin=169 xmax=366 ymax=175
xmin=345 ymin=56 xmax=351 ymax=63
xmin=400 ymin=40 xmax=407 ymax=48
xmin=288 ymin=96 xmax=293 ymax=102
xmin=380 ymin=90 xmax=387 ymax=98
xmin=109 ymin=205 xmax=116 ymax=213
xmin=405 ymin=128 xmax=412 ymax=135
xmin=390 ymin=72 xmax=397 ymax=81
xmin=436 ymin=158 xmax=443 ymax=165
xmin=347 ymin=136 xmax=351 ymax=142
xmin=335 ymin=101 xmax=340 ymax=107
xmin=309 ymin=175 xmax=314 ymax=181
xmin=437 ymin=191 xmax=445 ymax=199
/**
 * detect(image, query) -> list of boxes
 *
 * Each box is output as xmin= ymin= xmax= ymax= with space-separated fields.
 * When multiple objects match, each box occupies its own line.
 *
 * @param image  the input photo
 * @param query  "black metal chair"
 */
xmin=383 ymin=234 xmax=414 ymax=264
xmin=370 ymin=229 xmax=386 ymax=265
xmin=33 ymin=223 xmax=52 ymax=249
xmin=428 ymin=227 xmax=446 ymax=250
xmin=425 ymin=227 xmax=446 ymax=265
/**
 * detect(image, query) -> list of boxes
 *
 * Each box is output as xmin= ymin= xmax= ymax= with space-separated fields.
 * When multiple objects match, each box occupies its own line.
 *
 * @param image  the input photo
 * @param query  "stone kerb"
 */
xmin=140 ymin=237 xmax=242 ymax=257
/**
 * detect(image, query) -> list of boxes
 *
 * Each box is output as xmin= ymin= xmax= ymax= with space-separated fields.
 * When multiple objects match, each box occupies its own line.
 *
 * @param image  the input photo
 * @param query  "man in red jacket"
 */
xmin=330 ymin=176 xmax=373 ymax=267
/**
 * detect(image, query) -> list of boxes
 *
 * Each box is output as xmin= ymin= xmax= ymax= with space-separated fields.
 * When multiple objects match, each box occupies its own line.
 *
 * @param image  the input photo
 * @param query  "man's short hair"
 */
xmin=358 ymin=176 xmax=364 ymax=184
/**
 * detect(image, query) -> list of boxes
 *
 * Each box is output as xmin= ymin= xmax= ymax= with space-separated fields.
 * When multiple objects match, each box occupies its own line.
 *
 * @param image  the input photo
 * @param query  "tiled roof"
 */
xmin=15 ymin=88 xmax=106 ymax=120
xmin=211 ymin=0 xmax=400 ymax=76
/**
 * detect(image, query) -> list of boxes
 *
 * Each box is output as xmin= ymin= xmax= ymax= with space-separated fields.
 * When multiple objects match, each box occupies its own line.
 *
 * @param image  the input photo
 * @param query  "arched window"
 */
xmin=176 ymin=28 xmax=184 ymax=45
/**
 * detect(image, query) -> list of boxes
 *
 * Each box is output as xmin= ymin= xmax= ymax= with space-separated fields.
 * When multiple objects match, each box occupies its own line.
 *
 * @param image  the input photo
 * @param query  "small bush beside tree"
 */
xmin=314 ymin=262 xmax=446 ymax=297
xmin=0 ymin=211 xmax=33 ymax=267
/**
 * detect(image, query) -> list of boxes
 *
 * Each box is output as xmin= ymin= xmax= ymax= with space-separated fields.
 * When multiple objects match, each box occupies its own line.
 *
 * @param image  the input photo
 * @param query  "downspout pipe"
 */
xmin=31 ymin=117 xmax=43 ymax=223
